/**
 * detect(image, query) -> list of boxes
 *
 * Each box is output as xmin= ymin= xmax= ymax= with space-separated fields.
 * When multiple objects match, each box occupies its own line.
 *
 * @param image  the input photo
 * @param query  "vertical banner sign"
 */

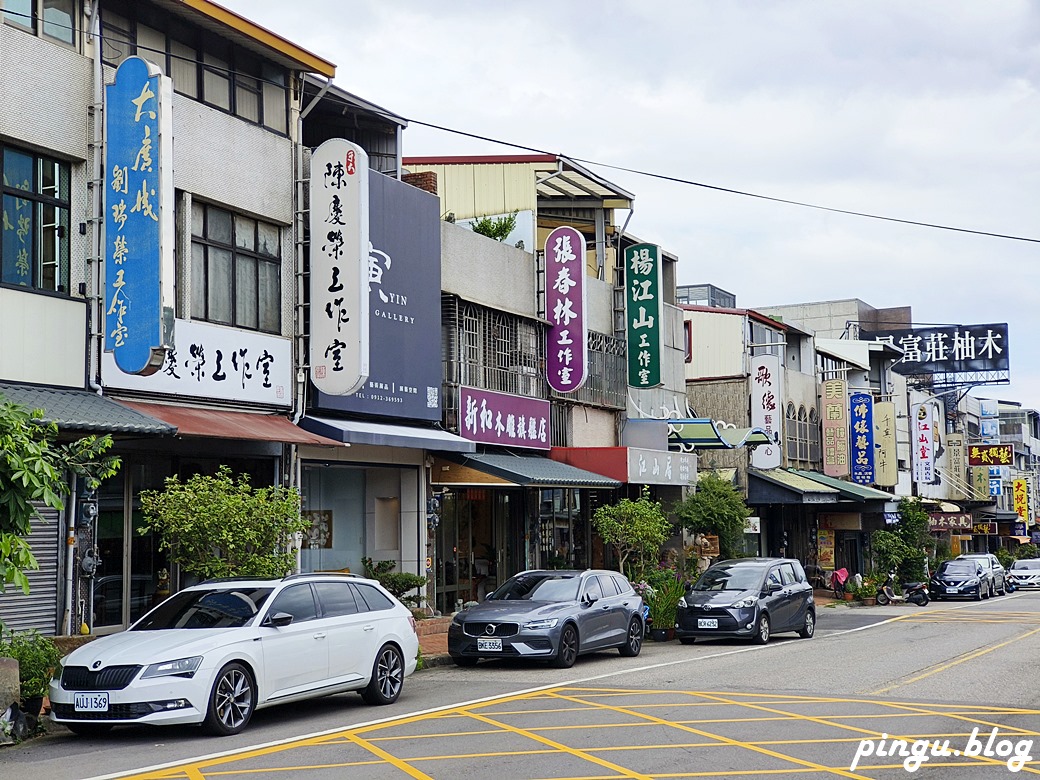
xmin=309 ymin=139 xmax=369 ymax=395
xmin=989 ymin=466 xmax=1003 ymax=496
xmin=104 ymin=56 xmax=174 ymax=375
xmin=912 ymin=402 xmax=935 ymax=484
xmin=544 ymin=226 xmax=588 ymax=392
xmin=822 ymin=379 xmax=849 ymax=477
xmin=1013 ymin=478 xmax=1030 ymax=523
xmin=625 ymin=243 xmax=662 ymax=387
xmin=817 ymin=529 xmax=835 ymax=568
xmin=972 ymin=466 xmax=990 ymax=499
xmin=873 ymin=401 xmax=897 ymax=486
xmin=946 ymin=433 xmax=966 ymax=499
xmin=849 ymin=392 xmax=875 ymax=485
xmin=749 ymin=355 xmax=782 ymax=469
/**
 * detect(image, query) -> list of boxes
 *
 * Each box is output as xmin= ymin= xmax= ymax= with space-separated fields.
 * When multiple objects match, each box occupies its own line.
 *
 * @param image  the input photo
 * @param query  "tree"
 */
xmin=591 ymin=487 xmax=671 ymax=583
xmin=672 ymin=472 xmax=750 ymax=560
xmin=139 ymin=466 xmax=306 ymax=580
xmin=895 ymin=497 xmax=931 ymax=581
xmin=469 ymin=211 xmax=518 ymax=242
xmin=0 ymin=399 xmax=120 ymax=596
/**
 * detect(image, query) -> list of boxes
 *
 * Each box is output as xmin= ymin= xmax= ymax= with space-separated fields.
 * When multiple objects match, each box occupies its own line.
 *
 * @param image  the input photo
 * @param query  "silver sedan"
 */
xmin=447 ymin=569 xmax=645 ymax=668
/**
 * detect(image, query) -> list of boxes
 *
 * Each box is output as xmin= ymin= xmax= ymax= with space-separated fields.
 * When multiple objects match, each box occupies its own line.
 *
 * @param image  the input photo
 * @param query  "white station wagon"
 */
xmin=49 ymin=573 xmax=418 ymax=736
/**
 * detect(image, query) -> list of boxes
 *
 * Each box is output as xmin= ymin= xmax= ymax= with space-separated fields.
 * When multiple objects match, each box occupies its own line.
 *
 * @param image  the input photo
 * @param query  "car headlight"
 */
xmin=730 ymin=597 xmax=758 ymax=608
xmin=678 ymin=596 xmax=687 ymax=608
xmin=523 ymin=618 xmax=559 ymax=630
xmin=967 ymin=578 xmax=979 ymax=586
xmin=141 ymin=656 xmax=203 ymax=679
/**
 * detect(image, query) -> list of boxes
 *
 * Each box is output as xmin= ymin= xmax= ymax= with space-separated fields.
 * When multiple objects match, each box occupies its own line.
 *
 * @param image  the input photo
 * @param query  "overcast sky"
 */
xmin=226 ymin=0 xmax=1040 ymax=410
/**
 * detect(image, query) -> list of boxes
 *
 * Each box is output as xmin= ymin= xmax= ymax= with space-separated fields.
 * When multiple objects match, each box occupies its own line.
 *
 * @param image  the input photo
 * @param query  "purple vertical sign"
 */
xmin=544 ymin=226 xmax=588 ymax=393
xmin=459 ymin=386 xmax=550 ymax=450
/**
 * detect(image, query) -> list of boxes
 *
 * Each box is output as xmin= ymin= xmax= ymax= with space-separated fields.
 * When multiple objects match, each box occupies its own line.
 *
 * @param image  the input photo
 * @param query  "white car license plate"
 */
xmin=477 ymin=637 xmax=502 ymax=652
xmin=946 ymin=587 xmax=959 ymax=593
xmin=697 ymin=618 xmax=718 ymax=629
xmin=74 ymin=692 xmax=109 ymax=712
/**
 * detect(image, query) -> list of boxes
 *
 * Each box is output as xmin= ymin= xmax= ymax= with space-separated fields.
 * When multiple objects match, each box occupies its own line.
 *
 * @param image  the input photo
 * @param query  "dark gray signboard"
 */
xmin=313 ymin=171 xmax=442 ymax=420
xmin=861 ymin=323 xmax=1009 ymax=376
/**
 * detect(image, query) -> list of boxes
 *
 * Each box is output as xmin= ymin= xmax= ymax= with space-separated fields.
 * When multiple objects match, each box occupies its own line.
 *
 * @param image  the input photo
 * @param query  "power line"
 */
xmin=9 ymin=6 xmax=1040 ymax=244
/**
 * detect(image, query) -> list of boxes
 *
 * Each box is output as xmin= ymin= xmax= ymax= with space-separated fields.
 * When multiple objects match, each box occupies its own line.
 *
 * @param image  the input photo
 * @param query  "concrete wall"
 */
xmin=0 ymin=290 xmax=86 ymax=386
xmin=441 ymin=222 xmax=538 ymax=318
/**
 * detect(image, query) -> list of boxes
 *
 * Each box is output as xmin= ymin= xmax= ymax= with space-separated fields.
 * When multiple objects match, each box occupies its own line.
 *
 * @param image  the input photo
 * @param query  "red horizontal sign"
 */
xmin=968 ymin=444 xmax=1013 ymax=466
xmin=972 ymin=522 xmax=997 ymax=535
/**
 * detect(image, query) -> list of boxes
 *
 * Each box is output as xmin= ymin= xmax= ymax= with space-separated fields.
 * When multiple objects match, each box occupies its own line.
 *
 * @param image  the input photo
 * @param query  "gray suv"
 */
xmin=675 ymin=557 xmax=815 ymax=645
xmin=956 ymin=553 xmax=1007 ymax=597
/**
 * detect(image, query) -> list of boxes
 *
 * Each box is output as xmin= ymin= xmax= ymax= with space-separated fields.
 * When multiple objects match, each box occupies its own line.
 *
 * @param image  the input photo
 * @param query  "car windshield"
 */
xmin=489 ymin=574 xmax=579 ymax=602
xmin=131 ymin=587 xmax=274 ymax=630
xmin=939 ymin=562 xmax=976 ymax=576
xmin=693 ymin=566 xmax=764 ymax=592
xmin=1011 ymin=560 xmax=1040 ymax=570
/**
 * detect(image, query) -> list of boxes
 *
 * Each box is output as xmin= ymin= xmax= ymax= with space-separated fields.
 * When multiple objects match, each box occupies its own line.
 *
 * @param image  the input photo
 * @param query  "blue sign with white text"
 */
xmin=850 ymin=392 xmax=875 ymax=485
xmin=104 ymin=56 xmax=165 ymax=375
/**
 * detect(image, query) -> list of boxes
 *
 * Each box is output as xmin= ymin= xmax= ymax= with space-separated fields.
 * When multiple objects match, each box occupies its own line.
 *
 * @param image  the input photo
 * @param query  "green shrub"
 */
xmin=995 ymin=548 xmax=1015 ymax=570
xmin=1017 ymin=543 xmax=1038 ymax=560
xmin=0 ymin=629 xmax=63 ymax=700
xmin=362 ymin=557 xmax=427 ymax=608
xmin=645 ymin=574 xmax=686 ymax=629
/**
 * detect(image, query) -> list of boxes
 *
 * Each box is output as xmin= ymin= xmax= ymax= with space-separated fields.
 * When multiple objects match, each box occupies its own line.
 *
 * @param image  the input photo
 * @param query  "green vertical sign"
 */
xmin=625 ymin=243 xmax=662 ymax=387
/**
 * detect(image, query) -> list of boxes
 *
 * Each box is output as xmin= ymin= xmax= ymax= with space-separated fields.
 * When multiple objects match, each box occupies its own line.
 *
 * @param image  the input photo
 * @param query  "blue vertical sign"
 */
xmin=850 ymin=392 xmax=875 ymax=485
xmin=104 ymin=56 xmax=170 ymax=375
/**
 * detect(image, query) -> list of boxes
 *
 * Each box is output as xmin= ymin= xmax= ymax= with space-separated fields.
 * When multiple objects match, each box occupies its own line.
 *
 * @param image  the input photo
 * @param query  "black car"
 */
xmin=930 ymin=559 xmax=985 ymax=600
xmin=675 ymin=558 xmax=815 ymax=645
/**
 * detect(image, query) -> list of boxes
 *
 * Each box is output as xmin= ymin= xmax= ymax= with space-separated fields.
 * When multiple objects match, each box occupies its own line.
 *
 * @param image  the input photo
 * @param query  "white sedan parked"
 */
xmin=50 ymin=573 xmax=418 ymax=736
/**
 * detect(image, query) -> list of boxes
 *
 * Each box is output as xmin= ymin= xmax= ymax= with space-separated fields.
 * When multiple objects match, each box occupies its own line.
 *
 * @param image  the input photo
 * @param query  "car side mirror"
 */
xmin=582 ymin=593 xmax=599 ymax=605
xmin=767 ymin=582 xmax=783 ymax=593
xmin=263 ymin=611 xmax=294 ymax=628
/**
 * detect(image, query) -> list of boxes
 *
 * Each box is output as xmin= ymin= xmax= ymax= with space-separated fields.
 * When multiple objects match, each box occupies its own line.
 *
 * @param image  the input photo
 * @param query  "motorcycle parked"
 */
xmin=876 ymin=570 xmax=929 ymax=606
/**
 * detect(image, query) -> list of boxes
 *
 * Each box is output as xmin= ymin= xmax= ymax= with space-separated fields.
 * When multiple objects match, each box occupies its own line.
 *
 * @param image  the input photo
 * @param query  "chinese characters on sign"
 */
xmin=946 ymin=433 xmax=966 ymax=499
xmin=309 ymin=138 xmax=369 ymax=396
xmin=101 ymin=319 xmax=291 ymax=406
xmin=1013 ymin=478 xmax=1030 ymax=523
xmin=817 ymin=529 xmax=835 ymax=568
xmin=459 ymin=386 xmax=550 ymax=450
xmin=104 ymin=56 xmax=174 ymax=375
xmin=928 ymin=513 xmax=973 ymax=532
xmin=849 ymin=392 xmax=875 ymax=485
xmin=967 ymin=443 xmax=1014 ymax=466
xmin=749 ymin=355 xmax=781 ymax=469
xmin=624 ymin=243 xmax=662 ymax=388
xmin=544 ymin=226 xmax=588 ymax=392
xmin=862 ymin=323 xmax=1009 ymax=376
xmin=911 ymin=402 xmax=935 ymax=484
xmin=989 ymin=466 xmax=1004 ymax=496
xmin=626 ymin=448 xmax=694 ymax=486
xmin=873 ymin=401 xmax=898 ymax=486
xmin=821 ymin=379 xmax=849 ymax=477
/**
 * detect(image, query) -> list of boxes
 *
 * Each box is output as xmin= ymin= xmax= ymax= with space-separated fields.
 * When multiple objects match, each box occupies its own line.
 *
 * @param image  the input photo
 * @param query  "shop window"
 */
xmin=189 ymin=201 xmax=281 ymax=333
xmin=1 ymin=144 xmax=70 ymax=293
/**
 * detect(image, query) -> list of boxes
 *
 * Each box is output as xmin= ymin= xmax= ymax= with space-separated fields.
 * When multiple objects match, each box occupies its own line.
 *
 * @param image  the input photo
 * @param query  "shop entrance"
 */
xmin=435 ymin=488 xmax=514 ymax=614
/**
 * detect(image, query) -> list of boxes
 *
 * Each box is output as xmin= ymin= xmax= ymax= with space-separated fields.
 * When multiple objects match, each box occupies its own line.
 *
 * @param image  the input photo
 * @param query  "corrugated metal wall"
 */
xmin=0 ymin=507 xmax=62 ymax=635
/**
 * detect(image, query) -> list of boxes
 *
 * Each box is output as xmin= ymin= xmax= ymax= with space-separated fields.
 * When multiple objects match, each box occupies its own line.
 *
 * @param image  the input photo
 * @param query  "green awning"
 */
xmin=669 ymin=418 xmax=774 ymax=451
xmin=0 ymin=383 xmax=174 ymax=435
xmin=439 ymin=452 xmax=621 ymax=488
xmin=789 ymin=469 xmax=894 ymax=501
xmin=750 ymin=469 xmax=840 ymax=496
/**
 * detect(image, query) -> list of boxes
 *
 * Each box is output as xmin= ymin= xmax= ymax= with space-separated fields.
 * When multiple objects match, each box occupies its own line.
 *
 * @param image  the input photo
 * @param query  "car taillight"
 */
xmin=408 ymin=616 xmax=416 ymax=633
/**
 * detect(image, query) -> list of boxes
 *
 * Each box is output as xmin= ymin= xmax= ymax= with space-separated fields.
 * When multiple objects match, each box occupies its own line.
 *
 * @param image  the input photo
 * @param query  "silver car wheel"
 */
xmin=204 ymin=663 xmax=254 ymax=736
xmin=362 ymin=644 xmax=404 ymax=705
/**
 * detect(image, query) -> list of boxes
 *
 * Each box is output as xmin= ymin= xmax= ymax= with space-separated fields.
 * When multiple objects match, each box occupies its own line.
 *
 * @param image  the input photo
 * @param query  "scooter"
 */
xmin=876 ymin=570 xmax=929 ymax=606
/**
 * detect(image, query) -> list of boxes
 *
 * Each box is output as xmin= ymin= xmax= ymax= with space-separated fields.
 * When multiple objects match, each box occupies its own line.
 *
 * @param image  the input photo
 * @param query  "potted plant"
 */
xmin=0 ymin=629 xmax=63 ymax=717
xmin=646 ymin=576 xmax=686 ymax=641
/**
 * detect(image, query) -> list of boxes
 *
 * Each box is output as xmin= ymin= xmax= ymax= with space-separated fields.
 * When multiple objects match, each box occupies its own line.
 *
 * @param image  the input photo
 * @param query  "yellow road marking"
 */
xmin=459 ymin=707 xmax=653 ymax=779
xmin=549 ymin=691 xmax=875 ymax=780
xmin=870 ymin=625 xmax=1040 ymax=695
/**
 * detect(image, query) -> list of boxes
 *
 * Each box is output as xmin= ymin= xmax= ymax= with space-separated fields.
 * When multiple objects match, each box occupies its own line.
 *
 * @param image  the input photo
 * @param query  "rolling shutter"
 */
xmin=0 ymin=507 xmax=63 ymax=635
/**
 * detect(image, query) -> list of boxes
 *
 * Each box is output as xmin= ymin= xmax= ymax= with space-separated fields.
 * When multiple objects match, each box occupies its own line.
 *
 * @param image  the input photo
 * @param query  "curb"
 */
xmin=420 ymin=653 xmax=455 ymax=670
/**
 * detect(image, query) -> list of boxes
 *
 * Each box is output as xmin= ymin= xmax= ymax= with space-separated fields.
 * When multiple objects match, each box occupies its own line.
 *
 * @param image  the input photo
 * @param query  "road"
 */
xmin=4 ymin=591 xmax=1040 ymax=779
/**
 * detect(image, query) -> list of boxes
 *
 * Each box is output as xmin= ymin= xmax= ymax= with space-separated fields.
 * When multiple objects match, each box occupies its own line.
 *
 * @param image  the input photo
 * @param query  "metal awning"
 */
xmin=0 ymin=383 xmax=174 ymax=435
xmin=789 ymin=469 xmax=895 ymax=502
xmin=750 ymin=469 xmax=840 ymax=496
xmin=669 ymin=418 xmax=774 ymax=450
xmin=301 ymin=416 xmax=475 ymax=452
xmin=434 ymin=452 xmax=621 ymax=488
xmin=117 ymin=401 xmax=340 ymax=446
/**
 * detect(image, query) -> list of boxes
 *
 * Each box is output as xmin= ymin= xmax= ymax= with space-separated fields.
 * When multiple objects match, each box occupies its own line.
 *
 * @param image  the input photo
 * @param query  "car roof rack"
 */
xmin=282 ymin=571 xmax=364 ymax=582
xmin=198 ymin=576 xmax=273 ymax=584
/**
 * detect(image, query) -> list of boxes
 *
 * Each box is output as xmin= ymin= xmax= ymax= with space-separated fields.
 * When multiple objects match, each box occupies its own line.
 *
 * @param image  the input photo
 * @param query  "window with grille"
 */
xmin=1 ymin=144 xmax=70 ymax=293
xmin=189 ymin=201 xmax=280 ymax=333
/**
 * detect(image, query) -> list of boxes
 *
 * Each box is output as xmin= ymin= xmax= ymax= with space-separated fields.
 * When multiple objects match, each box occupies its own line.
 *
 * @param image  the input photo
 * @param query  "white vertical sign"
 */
xmin=309 ymin=139 xmax=369 ymax=395
xmin=912 ymin=402 xmax=935 ymax=484
xmin=750 ymin=354 xmax=782 ymax=469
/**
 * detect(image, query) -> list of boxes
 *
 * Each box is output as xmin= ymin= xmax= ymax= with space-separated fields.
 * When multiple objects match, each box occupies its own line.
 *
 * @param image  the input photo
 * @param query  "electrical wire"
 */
xmin=7 ymin=5 xmax=1040 ymax=245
